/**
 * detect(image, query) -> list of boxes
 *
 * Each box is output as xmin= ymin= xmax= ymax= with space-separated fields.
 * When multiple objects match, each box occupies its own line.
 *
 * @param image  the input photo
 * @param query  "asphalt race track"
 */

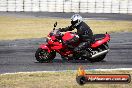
xmin=0 ymin=12 xmax=132 ymax=74
xmin=0 ymin=32 xmax=132 ymax=74
xmin=0 ymin=12 xmax=132 ymax=20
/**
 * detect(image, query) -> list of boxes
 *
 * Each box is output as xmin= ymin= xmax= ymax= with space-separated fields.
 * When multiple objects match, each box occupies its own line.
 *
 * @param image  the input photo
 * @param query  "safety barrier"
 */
xmin=0 ymin=0 xmax=132 ymax=13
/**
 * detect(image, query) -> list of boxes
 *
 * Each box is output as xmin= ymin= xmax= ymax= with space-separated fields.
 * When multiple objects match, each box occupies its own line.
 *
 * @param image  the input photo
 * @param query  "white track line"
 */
xmin=1 ymin=68 xmax=132 ymax=75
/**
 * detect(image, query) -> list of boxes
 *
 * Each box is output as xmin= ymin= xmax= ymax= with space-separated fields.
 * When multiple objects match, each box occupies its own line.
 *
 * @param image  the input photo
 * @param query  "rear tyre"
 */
xmin=88 ymin=54 xmax=106 ymax=62
xmin=83 ymin=43 xmax=109 ymax=62
xmin=35 ymin=48 xmax=56 ymax=63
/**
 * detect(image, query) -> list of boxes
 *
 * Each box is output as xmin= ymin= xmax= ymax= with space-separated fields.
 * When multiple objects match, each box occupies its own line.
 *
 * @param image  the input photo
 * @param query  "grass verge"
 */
xmin=0 ymin=16 xmax=132 ymax=40
xmin=0 ymin=70 xmax=132 ymax=88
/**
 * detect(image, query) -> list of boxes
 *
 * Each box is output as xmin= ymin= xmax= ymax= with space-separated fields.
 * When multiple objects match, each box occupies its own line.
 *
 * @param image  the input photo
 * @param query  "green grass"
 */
xmin=0 ymin=71 xmax=132 ymax=88
xmin=0 ymin=16 xmax=132 ymax=40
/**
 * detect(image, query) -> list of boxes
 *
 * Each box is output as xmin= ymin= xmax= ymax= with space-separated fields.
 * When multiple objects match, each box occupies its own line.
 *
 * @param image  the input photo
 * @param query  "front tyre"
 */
xmin=35 ymin=48 xmax=56 ymax=63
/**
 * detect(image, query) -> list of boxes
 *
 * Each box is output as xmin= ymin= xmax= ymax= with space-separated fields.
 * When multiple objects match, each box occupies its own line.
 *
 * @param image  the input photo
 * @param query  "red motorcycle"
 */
xmin=35 ymin=22 xmax=110 ymax=63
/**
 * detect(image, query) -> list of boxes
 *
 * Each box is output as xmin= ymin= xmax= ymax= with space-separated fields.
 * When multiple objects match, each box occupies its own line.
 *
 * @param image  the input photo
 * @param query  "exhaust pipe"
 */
xmin=90 ymin=49 xmax=109 ymax=58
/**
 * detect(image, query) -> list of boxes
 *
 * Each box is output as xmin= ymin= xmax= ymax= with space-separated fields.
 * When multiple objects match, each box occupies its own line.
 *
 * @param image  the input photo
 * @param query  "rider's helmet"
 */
xmin=71 ymin=14 xmax=83 ymax=27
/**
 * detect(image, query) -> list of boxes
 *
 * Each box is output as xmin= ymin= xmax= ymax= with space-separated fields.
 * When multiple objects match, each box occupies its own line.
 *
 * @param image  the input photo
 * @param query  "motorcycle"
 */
xmin=35 ymin=22 xmax=110 ymax=63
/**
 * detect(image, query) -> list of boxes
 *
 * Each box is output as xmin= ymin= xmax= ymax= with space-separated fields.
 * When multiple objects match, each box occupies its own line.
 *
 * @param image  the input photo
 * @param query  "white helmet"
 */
xmin=71 ymin=14 xmax=83 ymax=26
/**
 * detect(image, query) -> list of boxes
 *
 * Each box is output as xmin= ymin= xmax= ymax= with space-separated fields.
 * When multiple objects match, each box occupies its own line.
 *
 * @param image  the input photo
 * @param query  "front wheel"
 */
xmin=35 ymin=48 xmax=56 ymax=63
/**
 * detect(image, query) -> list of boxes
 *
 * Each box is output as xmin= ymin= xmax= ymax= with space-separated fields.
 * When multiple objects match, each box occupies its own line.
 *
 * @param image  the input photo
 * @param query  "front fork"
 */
xmin=39 ymin=44 xmax=52 ymax=53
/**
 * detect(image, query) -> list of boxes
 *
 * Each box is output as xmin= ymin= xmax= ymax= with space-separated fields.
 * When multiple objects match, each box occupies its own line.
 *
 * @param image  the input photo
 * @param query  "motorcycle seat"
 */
xmin=93 ymin=34 xmax=105 ymax=41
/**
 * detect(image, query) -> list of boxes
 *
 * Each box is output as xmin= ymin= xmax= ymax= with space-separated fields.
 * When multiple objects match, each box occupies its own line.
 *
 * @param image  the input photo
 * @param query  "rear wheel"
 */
xmin=84 ymin=43 xmax=109 ymax=62
xmin=35 ymin=48 xmax=56 ymax=63
xmin=88 ymin=54 xmax=106 ymax=62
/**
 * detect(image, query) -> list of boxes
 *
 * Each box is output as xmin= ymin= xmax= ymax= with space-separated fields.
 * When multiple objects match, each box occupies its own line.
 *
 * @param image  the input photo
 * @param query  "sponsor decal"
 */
xmin=76 ymin=66 xmax=131 ymax=85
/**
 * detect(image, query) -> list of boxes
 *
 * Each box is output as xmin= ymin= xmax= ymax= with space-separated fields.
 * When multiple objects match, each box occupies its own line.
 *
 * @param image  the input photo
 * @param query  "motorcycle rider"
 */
xmin=58 ymin=14 xmax=93 ymax=57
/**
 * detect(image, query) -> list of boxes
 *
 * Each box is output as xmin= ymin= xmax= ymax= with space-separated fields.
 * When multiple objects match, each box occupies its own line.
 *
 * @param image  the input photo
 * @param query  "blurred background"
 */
xmin=0 ymin=0 xmax=132 ymax=14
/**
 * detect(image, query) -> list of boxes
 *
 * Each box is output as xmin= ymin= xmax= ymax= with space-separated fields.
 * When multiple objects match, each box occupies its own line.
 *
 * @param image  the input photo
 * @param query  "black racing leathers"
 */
xmin=59 ymin=21 xmax=93 ymax=56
